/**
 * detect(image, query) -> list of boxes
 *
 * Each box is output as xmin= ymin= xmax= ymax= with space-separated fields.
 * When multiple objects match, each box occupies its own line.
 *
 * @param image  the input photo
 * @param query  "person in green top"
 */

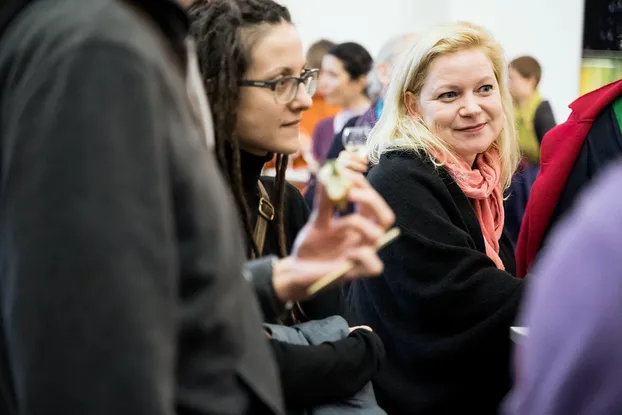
xmin=508 ymin=56 xmax=557 ymax=165
xmin=503 ymin=56 xmax=558 ymax=244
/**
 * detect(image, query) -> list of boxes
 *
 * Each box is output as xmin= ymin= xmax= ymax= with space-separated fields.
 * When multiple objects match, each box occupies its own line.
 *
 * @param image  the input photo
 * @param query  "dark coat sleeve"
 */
xmin=347 ymin=152 xmax=523 ymax=414
xmin=534 ymin=100 xmax=557 ymax=143
xmin=270 ymin=328 xmax=385 ymax=410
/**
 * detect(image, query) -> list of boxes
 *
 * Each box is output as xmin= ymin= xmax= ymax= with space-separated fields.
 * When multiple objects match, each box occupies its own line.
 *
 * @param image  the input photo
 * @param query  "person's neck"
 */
xmin=224 ymin=146 xmax=273 ymax=196
xmin=343 ymin=95 xmax=371 ymax=112
xmin=515 ymin=91 xmax=537 ymax=109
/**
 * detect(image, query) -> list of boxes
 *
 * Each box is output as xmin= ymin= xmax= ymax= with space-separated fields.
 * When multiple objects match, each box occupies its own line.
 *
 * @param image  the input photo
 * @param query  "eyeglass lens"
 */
xmin=274 ymin=72 xmax=317 ymax=103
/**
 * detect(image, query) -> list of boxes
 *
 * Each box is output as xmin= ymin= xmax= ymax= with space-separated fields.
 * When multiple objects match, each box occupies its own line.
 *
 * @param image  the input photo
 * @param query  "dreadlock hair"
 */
xmin=188 ymin=0 xmax=292 ymax=259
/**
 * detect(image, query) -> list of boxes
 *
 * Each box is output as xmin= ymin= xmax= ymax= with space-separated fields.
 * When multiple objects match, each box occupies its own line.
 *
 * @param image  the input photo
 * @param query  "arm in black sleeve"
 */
xmin=1 ymin=42 xmax=177 ymax=414
xmin=534 ymin=100 xmax=557 ymax=143
xmin=269 ymin=329 xmax=385 ymax=409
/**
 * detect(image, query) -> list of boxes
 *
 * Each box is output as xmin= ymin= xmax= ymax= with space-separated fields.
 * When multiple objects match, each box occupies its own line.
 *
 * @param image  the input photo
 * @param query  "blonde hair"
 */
xmin=367 ymin=22 xmax=520 ymax=190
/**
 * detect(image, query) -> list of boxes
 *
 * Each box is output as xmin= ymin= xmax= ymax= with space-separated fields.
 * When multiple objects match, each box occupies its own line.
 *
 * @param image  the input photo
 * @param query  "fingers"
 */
xmin=331 ymin=166 xmax=396 ymax=231
xmin=337 ymin=151 xmax=368 ymax=174
xmin=311 ymin=181 xmax=335 ymax=229
xmin=344 ymin=246 xmax=384 ymax=278
xmin=332 ymin=214 xmax=385 ymax=243
xmin=345 ymin=185 xmax=395 ymax=230
xmin=310 ymin=162 xmax=394 ymax=233
xmin=339 ymin=159 xmax=368 ymax=173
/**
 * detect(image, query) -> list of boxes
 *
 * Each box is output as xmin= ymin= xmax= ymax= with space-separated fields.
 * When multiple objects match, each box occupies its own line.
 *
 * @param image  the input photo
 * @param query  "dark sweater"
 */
xmin=347 ymin=150 xmax=523 ymax=415
xmin=0 ymin=0 xmax=281 ymax=414
xmin=239 ymin=151 xmax=309 ymax=259
xmin=534 ymin=100 xmax=557 ymax=143
xmin=237 ymin=150 xmax=385 ymax=410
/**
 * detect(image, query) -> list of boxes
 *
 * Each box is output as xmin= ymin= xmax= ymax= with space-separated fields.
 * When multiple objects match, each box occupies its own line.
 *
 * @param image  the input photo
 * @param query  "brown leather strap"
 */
xmin=252 ymin=180 xmax=274 ymax=259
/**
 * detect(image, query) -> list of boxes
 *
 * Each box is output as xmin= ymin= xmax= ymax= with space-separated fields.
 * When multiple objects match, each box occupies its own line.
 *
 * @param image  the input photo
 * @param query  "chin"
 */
xmin=474 ymin=140 xmax=497 ymax=156
xmin=469 ymin=129 xmax=497 ymax=150
xmin=324 ymin=95 xmax=340 ymax=106
xmin=273 ymin=137 xmax=301 ymax=156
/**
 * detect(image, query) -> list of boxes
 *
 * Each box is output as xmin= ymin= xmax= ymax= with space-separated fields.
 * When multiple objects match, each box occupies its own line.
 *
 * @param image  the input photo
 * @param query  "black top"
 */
xmin=0 ymin=0 xmax=282 ymax=414
xmin=534 ymin=100 xmax=557 ymax=143
xmin=237 ymin=150 xmax=385 ymax=410
xmin=239 ymin=150 xmax=309 ymax=257
xmin=347 ymin=151 xmax=524 ymax=415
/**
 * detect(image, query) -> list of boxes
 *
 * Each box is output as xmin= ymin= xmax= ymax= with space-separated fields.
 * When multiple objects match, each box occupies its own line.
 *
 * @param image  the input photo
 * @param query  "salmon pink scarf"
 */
xmin=438 ymin=148 xmax=505 ymax=270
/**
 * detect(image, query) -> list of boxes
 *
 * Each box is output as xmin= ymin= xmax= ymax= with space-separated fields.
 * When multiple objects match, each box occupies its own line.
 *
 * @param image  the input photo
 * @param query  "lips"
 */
xmin=282 ymin=120 xmax=301 ymax=127
xmin=456 ymin=123 xmax=486 ymax=133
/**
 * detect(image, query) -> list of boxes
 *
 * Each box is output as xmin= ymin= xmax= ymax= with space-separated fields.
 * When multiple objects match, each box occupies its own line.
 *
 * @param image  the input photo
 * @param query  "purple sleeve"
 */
xmin=311 ymin=118 xmax=335 ymax=163
xmin=504 ymin=161 xmax=622 ymax=415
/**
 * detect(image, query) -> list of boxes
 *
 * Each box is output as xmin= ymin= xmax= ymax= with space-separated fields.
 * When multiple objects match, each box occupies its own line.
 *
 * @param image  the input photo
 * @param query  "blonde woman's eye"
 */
xmin=438 ymin=91 xmax=457 ymax=100
xmin=479 ymin=85 xmax=494 ymax=93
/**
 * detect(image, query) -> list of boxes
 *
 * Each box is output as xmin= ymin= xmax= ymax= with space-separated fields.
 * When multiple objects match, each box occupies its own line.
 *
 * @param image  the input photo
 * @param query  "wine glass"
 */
xmin=342 ymin=126 xmax=371 ymax=157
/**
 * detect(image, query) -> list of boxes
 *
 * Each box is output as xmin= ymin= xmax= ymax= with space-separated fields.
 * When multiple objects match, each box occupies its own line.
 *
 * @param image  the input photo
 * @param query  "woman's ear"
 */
xmin=404 ymin=91 xmax=420 ymax=118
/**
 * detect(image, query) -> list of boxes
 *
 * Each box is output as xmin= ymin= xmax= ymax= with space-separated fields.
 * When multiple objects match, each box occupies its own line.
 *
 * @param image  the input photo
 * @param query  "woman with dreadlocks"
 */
xmin=188 ymin=0 xmax=386 ymax=411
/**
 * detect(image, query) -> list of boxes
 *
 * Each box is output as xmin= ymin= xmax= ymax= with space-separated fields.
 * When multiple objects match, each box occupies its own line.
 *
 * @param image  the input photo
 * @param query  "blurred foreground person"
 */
xmin=0 ymin=0 xmax=393 ymax=413
xmin=504 ymin=160 xmax=622 ymax=415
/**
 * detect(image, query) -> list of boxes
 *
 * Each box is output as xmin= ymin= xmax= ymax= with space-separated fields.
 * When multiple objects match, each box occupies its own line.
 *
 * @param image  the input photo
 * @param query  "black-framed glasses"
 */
xmin=239 ymin=69 xmax=318 ymax=104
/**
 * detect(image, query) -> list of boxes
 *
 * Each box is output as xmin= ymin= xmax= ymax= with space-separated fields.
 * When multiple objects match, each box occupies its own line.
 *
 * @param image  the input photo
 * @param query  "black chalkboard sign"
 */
xmin=583 ymin=0 xmax=622 ymax=52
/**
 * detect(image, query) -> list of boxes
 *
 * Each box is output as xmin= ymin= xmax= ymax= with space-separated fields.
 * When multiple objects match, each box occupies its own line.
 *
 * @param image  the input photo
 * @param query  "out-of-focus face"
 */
xmin=508 ymin=67 xmax=537 ymax=102
xmin=320 ymin=54 xmax=365 ymax=107
xmin=236 ymin=22 xmax=313 ymax=155
xmin=316 ymin=64 xmax=333 ymax=97
xmin=408 ymin=48 xmax=504 ymax=166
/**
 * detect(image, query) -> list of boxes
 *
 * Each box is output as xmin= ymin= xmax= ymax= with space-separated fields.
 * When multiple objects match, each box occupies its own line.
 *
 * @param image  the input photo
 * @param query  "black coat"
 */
xmin=347 ymin=150 xmax=524 ymax=415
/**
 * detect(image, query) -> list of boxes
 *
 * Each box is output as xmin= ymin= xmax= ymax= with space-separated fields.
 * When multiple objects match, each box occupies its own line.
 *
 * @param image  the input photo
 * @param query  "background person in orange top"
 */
xmin=300 ymin=39 xmax=342 ymax=149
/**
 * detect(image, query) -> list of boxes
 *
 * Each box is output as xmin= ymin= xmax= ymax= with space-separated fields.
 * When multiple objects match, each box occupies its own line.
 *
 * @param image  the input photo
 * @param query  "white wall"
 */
xmin=278 ymin=0 xmax=585 ymax=121
xmin=279 ymin=0 xmax=447 ymax=59
xmin=451 ymin=0 xmax=585 ymax=120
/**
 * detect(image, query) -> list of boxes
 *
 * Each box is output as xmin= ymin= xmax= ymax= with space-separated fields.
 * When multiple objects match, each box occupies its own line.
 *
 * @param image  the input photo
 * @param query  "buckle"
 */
xmin=258 ymin=197 xmax=275 ymax=221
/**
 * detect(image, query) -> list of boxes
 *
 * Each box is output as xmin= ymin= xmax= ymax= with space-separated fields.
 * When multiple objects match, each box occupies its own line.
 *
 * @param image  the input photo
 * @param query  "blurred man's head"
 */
xmin=367 ymin=33 xmax=419 ymax=101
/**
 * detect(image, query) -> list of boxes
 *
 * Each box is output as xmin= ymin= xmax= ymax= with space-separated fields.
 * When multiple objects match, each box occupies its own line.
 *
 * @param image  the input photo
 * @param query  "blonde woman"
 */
xmin=347 ymin=22 xmax=524 ymax=414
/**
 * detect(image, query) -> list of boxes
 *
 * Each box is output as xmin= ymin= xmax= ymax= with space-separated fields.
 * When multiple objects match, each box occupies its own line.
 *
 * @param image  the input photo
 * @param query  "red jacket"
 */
xmin=516 ymin=79 xmax=622 ymax=277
